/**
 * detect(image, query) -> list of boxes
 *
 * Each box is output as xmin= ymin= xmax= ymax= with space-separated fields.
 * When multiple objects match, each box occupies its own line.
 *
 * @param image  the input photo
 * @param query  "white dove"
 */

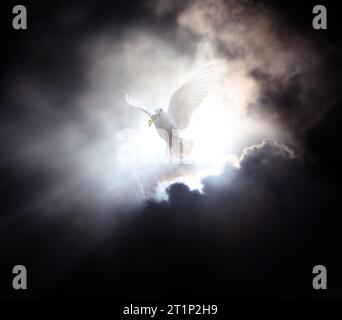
xmin=125 ymin=65 xmax=214 ymax=161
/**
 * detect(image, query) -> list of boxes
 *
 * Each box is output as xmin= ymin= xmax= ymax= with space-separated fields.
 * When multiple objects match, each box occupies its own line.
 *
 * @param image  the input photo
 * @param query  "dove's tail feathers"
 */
xmin=125 ymin=94 xmax=154 ymax=117
xmin=169 ymin=137 xmax=193 ymax=164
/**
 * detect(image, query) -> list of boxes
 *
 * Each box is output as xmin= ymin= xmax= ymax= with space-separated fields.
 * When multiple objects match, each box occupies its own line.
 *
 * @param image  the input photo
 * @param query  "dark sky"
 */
xmin=0 ymin=0 xmax=342 ymax=302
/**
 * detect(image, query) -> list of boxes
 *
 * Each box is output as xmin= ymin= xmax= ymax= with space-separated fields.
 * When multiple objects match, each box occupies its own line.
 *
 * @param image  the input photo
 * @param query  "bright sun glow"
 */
xmin=83 ymin=34 xmax=279 ymax=201
xmin=116 ymin=68 xmax=268 ymax=199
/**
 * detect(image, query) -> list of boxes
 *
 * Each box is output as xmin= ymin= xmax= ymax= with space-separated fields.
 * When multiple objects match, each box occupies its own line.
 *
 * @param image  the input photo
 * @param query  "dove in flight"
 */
xmin=125 ymin=65 xmax=214 ymax=161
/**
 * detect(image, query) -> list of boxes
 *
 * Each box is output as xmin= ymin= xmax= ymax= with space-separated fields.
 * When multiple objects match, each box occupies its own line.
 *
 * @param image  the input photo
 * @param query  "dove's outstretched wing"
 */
xmin=167 ymin=65 xmax=214 ymax=130
xmin=125 ymin=94 xmax=154 ymax=117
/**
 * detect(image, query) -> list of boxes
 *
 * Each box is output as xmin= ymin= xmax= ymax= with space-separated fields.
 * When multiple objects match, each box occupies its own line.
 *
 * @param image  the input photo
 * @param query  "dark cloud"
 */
xmin=41 ymin=139 xmax=341 ymax=299
xmin=244 ymin=1 xmax=342 ymax=182
xmin=2 ymin=138 xmax=341 ymax=300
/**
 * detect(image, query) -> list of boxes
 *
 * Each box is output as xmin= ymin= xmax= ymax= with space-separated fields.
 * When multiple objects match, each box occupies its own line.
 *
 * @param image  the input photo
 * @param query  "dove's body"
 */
xmin=153 ymin=110 xmax=178 ymax=145
xmin=126 ymin=65 xmax=213 ymax=160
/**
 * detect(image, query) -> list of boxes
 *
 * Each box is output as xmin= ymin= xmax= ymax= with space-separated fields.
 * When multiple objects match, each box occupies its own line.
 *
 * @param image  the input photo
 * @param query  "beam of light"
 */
xmin=77 ymin=28 xmax=282 ymax=204
xmin=106 ymin=62 xmax=278 ymax=200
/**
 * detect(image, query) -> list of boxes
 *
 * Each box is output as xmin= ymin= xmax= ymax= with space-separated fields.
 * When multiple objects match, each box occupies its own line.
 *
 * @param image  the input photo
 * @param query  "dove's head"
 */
xmin=155 ymin=108 xmax=163 ymax=114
